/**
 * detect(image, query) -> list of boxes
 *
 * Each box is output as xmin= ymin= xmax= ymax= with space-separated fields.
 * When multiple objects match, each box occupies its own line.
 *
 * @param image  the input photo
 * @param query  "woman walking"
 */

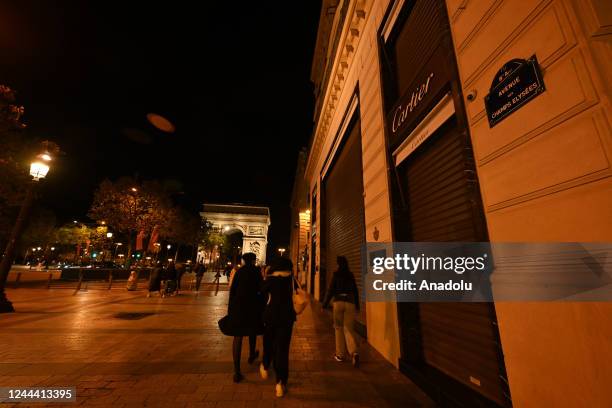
xmin=260 ymin=257 xmax=296 ymax=397
xmin=147 ymin=263 xmax=163 ymax=297
xmin=227 ymin=252 xmax=264 ymax=383
xmin=323 ymin=256 xmax=360 ymax=367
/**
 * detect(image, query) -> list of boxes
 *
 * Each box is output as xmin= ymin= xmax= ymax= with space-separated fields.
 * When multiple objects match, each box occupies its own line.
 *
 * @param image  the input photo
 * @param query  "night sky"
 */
xmin=0 ymin=1 xmax=321 ymax=249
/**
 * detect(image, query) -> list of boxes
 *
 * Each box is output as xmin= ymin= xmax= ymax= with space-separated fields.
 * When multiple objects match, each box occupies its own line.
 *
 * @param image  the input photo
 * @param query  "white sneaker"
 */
xmin=260 ymin=363 xmax=269 ymax=380
xmin=275 ymin=383 xmax=285 ymax=398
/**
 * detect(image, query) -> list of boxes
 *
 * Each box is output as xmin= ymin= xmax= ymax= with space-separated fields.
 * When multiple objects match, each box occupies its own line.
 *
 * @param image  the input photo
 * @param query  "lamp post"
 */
xmin=112 ymin=242 xmax=123 ymax=262
xmin=278 ymin=247 xmax=286 ymax=257
xmin=0 ymin=150 xmax=53 ymax=313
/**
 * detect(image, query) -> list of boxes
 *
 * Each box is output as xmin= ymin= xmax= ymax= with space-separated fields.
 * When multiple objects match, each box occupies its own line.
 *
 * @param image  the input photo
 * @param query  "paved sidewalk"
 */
xmin=0 ymin=284 xmax=434 ymax=407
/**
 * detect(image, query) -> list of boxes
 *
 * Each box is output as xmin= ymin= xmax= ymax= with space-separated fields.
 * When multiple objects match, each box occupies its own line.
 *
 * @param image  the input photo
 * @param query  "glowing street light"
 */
xmin=106 ymin=232 xmax=113 ymax=238
xmin=29 ymin=161 xmax=50 ymax=181
xmin=278 ymin=248 xmax=286 ymax=256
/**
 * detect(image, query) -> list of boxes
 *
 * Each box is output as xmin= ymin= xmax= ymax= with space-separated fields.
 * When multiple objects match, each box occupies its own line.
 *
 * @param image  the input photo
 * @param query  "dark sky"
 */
xmin=0 ymin=1 xmax=321 ymax=249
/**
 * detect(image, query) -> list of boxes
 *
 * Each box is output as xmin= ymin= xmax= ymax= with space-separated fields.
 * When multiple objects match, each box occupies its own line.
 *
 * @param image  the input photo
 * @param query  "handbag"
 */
xmin=218 ymin=315 xmax=237 ymax=336
xmin=293 ymin=275 xmax=309 ymax=315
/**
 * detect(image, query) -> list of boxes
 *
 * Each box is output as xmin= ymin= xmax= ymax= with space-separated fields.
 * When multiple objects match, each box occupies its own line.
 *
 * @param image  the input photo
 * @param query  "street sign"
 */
xmin=484 ymin=55 xmax=545 ymax=128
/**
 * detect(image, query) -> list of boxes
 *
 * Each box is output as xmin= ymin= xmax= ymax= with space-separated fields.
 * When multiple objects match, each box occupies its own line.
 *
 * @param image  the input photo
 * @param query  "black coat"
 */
xmin=261 ymin=271 xmax=296 ymax=327
xmin=227 ymin=265 xmax=264 ymax=336
xmin=165 ymin=264 xmax=177 ymax=281
xmin=149 ymin=267 xmax=163 ymax=291
xmin=323 ymin=270 xmax=360 ymax=310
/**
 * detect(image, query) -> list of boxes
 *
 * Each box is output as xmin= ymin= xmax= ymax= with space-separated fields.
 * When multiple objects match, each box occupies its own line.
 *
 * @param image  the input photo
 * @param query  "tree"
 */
xmin=197 ymin=219 xmax=230 ymax=266
xmin=18 ymin=207 xmax=56 ymax=260
xmin=88 ymin=177 xmax=175 ymax=261
xmin=0 ymin=85 xmax=29 ymax=247
xmin=165 ymin=208 xmax=200 ymax=261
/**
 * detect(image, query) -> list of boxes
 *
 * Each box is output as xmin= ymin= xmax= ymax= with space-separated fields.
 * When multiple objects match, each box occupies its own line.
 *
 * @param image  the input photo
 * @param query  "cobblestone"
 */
xmin=1 ymin=281 xmax=434 ymax=407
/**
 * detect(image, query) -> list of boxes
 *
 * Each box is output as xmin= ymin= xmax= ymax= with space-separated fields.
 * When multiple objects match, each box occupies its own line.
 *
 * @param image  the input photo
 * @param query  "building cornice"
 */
xmin=305 ymin=0 xmax=372 ymax=182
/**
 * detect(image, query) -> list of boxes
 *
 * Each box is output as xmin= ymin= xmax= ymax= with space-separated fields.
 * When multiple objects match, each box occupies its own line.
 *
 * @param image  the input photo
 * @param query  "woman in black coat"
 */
xmin=228 ymin=252 xmax=264 ymax=383
xmin=147 ymin=263 xmax=163 ymax=297
xmin=260 ymin=257 xmax=296 ymax=398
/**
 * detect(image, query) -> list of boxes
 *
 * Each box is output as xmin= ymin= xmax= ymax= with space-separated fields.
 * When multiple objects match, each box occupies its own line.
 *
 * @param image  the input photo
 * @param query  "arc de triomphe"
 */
xmin=199 ymin=204 xmax=271 ymax=265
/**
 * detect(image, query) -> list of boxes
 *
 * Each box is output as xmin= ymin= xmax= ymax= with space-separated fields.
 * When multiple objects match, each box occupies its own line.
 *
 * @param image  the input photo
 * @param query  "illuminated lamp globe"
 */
xmin=30 ymin=161 xmax=50 ymax=181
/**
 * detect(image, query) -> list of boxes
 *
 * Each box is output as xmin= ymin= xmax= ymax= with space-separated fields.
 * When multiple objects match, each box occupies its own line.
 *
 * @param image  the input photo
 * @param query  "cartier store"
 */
xmin=379 ymin=0 xmax=510 ymax=406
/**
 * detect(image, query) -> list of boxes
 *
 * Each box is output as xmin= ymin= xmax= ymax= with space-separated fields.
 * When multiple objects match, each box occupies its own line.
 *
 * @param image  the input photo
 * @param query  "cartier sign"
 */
xmin=391 ymin=72 xmax=434 ymax=133
xmin=386 ymin=46 xmax=450 ymax=149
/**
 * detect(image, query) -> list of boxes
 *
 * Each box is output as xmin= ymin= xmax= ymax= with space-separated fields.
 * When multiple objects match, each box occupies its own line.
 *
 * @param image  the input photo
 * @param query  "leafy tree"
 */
xmin=18 ymin=207 xmax=57 ymax=258
xmin=165 ymin=208 xmax=200 ymax=261
xmin=197 ymin=219 xmax=230 ymax=266
xmin=0 ymin=85 xmax=29 ymax=247
xmin=88 ymin=177 xmax=175 ymax=260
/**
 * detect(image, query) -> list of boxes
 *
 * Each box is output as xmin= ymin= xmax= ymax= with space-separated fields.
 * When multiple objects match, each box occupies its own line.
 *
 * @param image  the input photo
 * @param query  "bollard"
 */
xmin=13 ymin=272 xmax=22 ymax=289
xmin=73 ymin=269 xmax=84 ymax=295
xmin=108 ymin=270 xmax=113 ymax=290
xmin=47 ymin=273 xmax=53 ymax=289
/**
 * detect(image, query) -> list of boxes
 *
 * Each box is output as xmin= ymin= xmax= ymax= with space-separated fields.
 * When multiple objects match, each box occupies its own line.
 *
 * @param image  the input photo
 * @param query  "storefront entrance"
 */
xmin=322 ymin=115 xmax=367 ymax=330
xmin=395 ymin=115 xmax=509 ymax=406
xmin=379 ymin=0 xmax=510 ymax=405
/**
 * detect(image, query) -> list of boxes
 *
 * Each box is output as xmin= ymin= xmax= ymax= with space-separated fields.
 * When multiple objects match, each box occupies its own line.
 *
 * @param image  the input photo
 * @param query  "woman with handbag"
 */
xmin=225 ymin=252 xmax=264 ymax=383
xmin=322 ymin=256 xmax=360 ymax=368
xmin=259 ymin=257 xmax=296 ymax=397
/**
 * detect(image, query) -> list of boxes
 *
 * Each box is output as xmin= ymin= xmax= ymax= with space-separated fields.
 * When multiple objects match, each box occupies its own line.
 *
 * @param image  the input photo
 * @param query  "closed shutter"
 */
xmin=400 ymin=116 xmax=507 ymax=406
xmin=323 ymin=118 xmax=366 ymax=324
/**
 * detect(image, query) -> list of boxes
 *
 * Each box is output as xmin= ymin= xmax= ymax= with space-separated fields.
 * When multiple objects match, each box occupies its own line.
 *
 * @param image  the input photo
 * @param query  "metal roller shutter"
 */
xmin=399 ymin=116 xmax=508 ymax=406
xmin=323 ymin=118 xmax=366 ymax=325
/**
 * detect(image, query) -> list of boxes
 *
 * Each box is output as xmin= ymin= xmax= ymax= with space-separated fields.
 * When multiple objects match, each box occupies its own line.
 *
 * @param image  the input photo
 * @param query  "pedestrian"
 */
xmin=176 ymin=262 xmax=186 ymax=294
xmin=224 ymin=264 xmax=232 ymax=282
xmin=260 ymin=257 xmax=296 ymax=397
xmin=127 ymin=269 xmax=138 ymax=291
xmin=322 ymin=256 xmax=360 ymax=367
xmin=165 ymin=260 xmax=178 ymax=296
xmin=194 ymin=261 xmax=206 ymax=291
xmin=147 ymin=263 xmax=163 ymax=297
xmin=226 ymin=252 xmax=264 ymax=383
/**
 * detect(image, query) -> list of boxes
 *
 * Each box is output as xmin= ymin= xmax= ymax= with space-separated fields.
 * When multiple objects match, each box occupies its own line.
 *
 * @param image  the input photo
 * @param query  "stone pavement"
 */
xmin=0 ymin=277 xmax=434 ymax=407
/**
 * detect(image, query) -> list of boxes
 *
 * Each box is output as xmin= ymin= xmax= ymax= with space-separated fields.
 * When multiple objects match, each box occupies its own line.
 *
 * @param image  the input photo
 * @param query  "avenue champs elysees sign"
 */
xmin=485 ymin=55 xmax=545 ymax=127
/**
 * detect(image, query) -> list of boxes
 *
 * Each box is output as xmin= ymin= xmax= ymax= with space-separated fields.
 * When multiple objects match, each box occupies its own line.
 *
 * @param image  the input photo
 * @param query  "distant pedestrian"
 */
xmin=176 ymin=262 xmax=186 ymax=294
xmin=260 ymin=257 xmax=296 ymax=397
xmin=164 ymin=261 xmax=178 ymax=296
xmin=225 ymin=252 xmax=264 ymax=383
xmin=224 ymin=264 xmax=232 ymax=282
xmin=127 ymin=270 xmax=138 ymax=291
xmin=147 ymin=263 xmax=163 ymax=297
xmin=323 ymin=256 xmax=360 ymax=367
xmin=194 ymin=261 xmax=206 ymax=291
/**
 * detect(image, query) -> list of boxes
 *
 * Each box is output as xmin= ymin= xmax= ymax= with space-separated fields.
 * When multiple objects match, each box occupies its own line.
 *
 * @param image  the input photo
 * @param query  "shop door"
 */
xmin=323 ymin=118 xmax=367 ymax=326
xmin=397 ymin=116 xmax=509 ymax=406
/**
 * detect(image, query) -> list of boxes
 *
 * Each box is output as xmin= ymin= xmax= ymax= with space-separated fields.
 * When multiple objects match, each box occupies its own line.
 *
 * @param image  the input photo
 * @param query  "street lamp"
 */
xmin=278 ymin=248 xmax=286 ymax=256
xmin=106 ymin=232 xmax=113 ymax=238
xmin=0 ymin=146 xmax=56 ymax=313
xmin=112 ymin=242 xmax=123 ymax=261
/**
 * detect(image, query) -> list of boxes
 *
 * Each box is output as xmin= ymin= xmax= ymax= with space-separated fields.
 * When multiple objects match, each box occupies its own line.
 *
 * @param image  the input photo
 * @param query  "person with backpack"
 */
xmin=322 ymin=256 xmax=360 ymax=368
xmin=259 ymin=257 xmax=296 ymax=397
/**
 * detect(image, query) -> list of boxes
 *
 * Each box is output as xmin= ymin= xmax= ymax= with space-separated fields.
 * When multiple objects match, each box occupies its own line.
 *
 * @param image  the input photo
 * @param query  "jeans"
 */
xmin=333 ymin=301 xmax=359 ymax=358
xmin=262 ymin=323 xmax=294 ymax=385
